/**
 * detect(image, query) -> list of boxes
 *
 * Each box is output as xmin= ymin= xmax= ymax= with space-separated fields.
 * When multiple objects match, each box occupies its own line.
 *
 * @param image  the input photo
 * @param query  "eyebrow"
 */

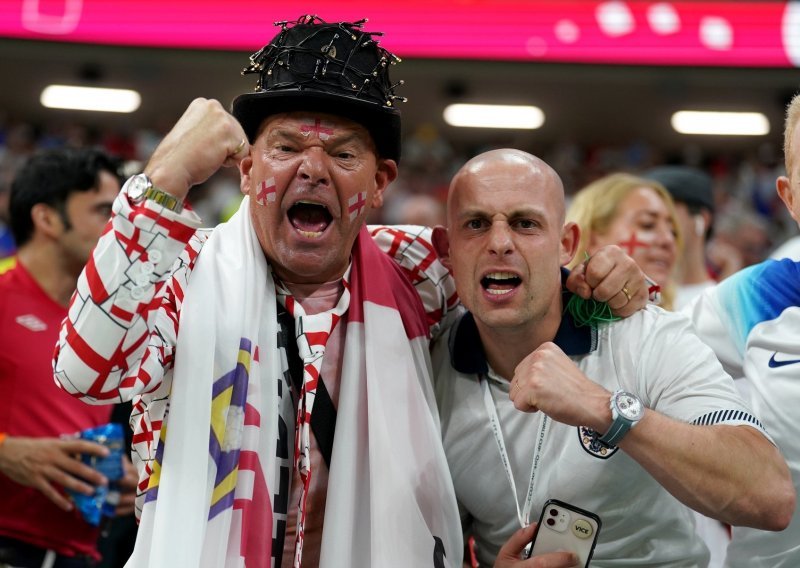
xmin=457 ymin=206 xmax=549 ymax=222
xmin=269 ymin=128 xmax=367 ymax=148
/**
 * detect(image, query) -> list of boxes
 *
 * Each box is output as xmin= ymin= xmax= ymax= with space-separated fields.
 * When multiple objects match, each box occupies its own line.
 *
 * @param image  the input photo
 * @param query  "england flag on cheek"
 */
xmin=256 ymin=178 xmax=276 ymax=206
xmin=348 ymin=192 xmax=367 ymax=221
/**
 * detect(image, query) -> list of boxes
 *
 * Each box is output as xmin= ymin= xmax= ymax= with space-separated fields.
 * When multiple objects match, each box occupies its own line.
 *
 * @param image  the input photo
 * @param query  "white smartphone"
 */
xmin=525 ymin=499 xmax=601 ymax=567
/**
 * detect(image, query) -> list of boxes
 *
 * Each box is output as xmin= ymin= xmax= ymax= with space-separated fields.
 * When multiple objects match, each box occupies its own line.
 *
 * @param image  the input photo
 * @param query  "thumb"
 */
xmin=496 ymin=524 xmax=536 ymax=563
xmin=565 ymin=263 xmax=591 ymax=299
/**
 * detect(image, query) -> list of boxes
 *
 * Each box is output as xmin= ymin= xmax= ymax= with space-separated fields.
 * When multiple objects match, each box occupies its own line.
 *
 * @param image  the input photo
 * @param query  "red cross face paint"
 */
xmin=256 ymin=177 xmax=277 ymax=206
xmin=348 ymin=192 xmax=367 ymax=221
xmin=242 ymin=112 xmax=396 ymax=284
xmin=300 ymin=118 xmax=335 ymax=141
xmin=597 ymin=187 xmax=678 ymax=287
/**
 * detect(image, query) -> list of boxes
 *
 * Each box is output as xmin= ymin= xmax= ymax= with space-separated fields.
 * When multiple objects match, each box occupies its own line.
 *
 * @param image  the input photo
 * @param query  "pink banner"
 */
xmin=0 ymin=0 xmax=798 ymax=67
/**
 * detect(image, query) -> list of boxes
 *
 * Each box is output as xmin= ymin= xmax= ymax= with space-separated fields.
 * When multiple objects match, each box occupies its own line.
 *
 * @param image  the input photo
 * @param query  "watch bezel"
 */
xmin=125 ymin=173 xmax=150 ymax=201
xmin=613 ymin=390 xmax=644 ymax=421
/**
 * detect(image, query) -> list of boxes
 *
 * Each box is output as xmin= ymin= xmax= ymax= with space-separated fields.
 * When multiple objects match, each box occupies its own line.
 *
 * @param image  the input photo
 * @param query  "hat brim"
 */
xmin=231 ymin=89 xmax=401 ymax=163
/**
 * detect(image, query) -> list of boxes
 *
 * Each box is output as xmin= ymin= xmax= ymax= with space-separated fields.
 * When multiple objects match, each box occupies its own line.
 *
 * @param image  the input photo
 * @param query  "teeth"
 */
xmin=487 ymin=288 xmax=513 ymax=295
xmin=298 ymin=230 xmax=323 ymax=238
xmin=485 ymin=272 xmax=517 ymax=280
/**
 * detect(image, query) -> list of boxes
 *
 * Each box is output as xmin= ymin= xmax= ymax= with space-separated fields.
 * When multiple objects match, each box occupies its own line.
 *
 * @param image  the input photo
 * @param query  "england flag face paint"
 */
xmin=256 ymin=177 xmax=276 ymax=206
xmin=348 ymin=192 xmax=367 ymax=221
xmin=299 ymin=118 xmax=335 ymax=141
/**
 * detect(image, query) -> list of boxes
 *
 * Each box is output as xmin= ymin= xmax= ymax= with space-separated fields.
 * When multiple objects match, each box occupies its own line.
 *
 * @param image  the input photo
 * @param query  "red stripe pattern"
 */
xmin=276 ymin=276 xmax=350 ymax=568
xmin=53 ymin=191 xmax=460 ymax=553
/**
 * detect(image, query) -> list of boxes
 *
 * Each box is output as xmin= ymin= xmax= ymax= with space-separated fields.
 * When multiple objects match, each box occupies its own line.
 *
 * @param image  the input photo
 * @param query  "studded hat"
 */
xmin=231 ymin=15 xmax=405 ymax=162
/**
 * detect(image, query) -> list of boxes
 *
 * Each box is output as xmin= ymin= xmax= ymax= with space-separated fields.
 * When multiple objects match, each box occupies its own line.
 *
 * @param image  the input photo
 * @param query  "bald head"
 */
xmin=447 ymin=149 xmax=566 ymax=227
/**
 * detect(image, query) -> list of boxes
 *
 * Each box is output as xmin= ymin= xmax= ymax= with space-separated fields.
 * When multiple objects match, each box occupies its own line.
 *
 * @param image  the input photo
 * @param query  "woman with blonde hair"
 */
xmin=567 ymin=172 xmax=682 ymax=310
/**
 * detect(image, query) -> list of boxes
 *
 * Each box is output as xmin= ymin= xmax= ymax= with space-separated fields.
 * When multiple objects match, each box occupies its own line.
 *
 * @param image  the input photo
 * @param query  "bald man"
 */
xmin=430 ymin=149 xmax=793 ymax=567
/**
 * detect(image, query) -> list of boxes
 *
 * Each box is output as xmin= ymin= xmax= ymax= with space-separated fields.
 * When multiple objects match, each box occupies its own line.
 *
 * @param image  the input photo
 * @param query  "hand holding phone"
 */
xmin=525 ymin=499 xmax=601 ymax=567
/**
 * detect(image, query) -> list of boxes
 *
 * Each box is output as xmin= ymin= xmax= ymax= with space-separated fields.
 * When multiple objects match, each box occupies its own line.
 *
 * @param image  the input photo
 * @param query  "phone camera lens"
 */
xmin=549 ymin=509 xmax=558 ymax=517
xmin=546 ymin=518 xmax=556 ymax=526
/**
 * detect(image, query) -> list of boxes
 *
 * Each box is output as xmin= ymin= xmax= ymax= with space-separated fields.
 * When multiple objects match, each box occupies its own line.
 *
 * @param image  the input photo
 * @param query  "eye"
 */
xmin=514 ymin=219 xmax=539 ymax=230
xmin=336 ymin=151 xmax=355 ymax=160
xmin=465 ymin=218 xmax=486 ymax=230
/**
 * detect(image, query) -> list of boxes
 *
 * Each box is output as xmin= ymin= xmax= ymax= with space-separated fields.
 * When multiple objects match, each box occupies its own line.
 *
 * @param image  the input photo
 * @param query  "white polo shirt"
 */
xmin=433 ymin=296 xmax=769 ymax=567
xmin=687 ymin=258 xmax=800 ymax=568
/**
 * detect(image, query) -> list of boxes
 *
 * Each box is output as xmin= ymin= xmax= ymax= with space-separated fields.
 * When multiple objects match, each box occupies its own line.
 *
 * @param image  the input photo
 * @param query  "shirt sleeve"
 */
xmin=369 ymin=224 xmax=460 ymax=340
xmin=632 ymin=308 xmax=769 ymax=438
xmin=684 ymin=259 xmax=800 ymax=380
xmin=53 ymin=191 xmax=205 ymax=405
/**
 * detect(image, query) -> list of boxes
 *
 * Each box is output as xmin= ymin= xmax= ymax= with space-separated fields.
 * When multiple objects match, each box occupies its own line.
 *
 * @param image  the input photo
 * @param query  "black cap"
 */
xmin=231 ymin=15 xmax=405 ymax=162
xmin=644 ymin=166 xmax=714 ymax=213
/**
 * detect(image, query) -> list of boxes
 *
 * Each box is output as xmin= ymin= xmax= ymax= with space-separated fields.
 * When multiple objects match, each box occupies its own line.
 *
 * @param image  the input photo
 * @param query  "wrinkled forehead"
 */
xmin=257 ymin=111 xmax=374 ymax=143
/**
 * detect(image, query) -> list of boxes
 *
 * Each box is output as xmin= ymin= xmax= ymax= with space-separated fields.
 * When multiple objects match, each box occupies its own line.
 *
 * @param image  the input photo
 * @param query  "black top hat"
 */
xmin=232 ymin=15 xmax=405 ymax=162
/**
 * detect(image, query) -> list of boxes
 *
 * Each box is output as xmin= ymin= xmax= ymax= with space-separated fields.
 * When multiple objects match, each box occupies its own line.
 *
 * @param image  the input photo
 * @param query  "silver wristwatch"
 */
xmin=123 ymin=173 xmax=183 ymax=213
xmin=599 ymin=389 xmax=644 ymax=447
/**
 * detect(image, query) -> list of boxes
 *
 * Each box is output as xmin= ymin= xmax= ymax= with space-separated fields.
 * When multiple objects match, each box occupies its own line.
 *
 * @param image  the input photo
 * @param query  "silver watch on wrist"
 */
xmin=599 ymin=389 xmax=644 ymax=447
xmin=123 ymin=173 xmax=183 ymax=213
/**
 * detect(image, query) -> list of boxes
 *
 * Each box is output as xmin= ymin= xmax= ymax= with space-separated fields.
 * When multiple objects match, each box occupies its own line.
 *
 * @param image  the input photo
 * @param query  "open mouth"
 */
xmin=481 ymin=271 xmax=522 ymax=295
xmin=288 ymin=201 xmax=333 ymax=238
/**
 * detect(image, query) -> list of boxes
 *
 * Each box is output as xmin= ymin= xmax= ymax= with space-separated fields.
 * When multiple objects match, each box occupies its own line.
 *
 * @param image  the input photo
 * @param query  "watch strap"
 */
xmin=598 ymin=389 xmax=641 ymax=447
xmin=143 ymin=185 xmax=183 ymax=213
xmin=598 ymin=419 xmax=631 ymax=447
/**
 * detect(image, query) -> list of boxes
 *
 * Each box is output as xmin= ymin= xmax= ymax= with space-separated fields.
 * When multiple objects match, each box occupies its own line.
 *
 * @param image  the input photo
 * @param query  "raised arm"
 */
xmin=509 ymin=311 xmax=795 ymax=531
xmin=53 ymin=98 xmax=248 ymax=404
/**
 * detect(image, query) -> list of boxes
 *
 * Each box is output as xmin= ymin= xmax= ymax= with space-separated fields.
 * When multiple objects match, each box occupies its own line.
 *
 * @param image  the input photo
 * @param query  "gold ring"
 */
xmin=622 ymin=286 xmax=632 ymax=301
xmin=233 ymin=138 xmax=247 ymax=155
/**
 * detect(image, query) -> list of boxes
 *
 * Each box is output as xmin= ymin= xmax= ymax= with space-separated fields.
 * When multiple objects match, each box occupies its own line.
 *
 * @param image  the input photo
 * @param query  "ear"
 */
xmin=30 ymin=203 xmax=64 ymax=240
xmin=777 ymin=176 xmax=798 ymax=223
xmin=371 ymin=159 xmax=399 ymax=209
xmin=239 ymin=154 xmax=253 ymax=196
xmin=559 ymin=221 xmax=580 ymax=266
xmin=431 ymin=225 xmax=452 ymax=270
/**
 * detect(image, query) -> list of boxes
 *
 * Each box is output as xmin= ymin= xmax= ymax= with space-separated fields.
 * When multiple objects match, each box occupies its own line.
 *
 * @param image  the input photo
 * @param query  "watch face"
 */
xmin=126 ymin=174 xmax=149 ymax=200
xmin=616 ymin=392 xmax=644 ymax=420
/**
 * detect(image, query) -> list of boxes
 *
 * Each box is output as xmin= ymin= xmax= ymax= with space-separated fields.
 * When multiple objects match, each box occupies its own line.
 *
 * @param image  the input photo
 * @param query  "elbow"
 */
xmin=765 ymin=483 xmax=796 ymax=532
xmin=744 ymin=473 xmax=796 ymax=531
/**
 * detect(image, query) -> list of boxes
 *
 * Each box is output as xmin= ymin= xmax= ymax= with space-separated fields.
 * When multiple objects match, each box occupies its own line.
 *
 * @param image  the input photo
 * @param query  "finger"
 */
xmin=497 ymin=524 xmax=537 ymax=559
xmin=223 ymin=136 xmax=249 ymax=168
xmin=48 ymin=464 xmax=102 ymax=496
xmin=60 ymin=439 xmax=110 ymax=458
xmin=34 ymin=476 xmax=75 ymax=511
xmin=605 ymin=288 xmax=629 ymax=312
xmin=564 ymin=264 xmax=592 ymax=299
xmin=115 ymin=494 xmax=137 ymax=517
xmin=56 ymin=454 xmax=109 ymax=488
xmin=610 ymin=284 xmax=647 ymax=318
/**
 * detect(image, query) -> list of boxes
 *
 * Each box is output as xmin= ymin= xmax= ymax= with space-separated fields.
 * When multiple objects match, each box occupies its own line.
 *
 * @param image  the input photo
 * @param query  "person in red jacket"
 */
xmin=0 ymin=148 xmax=135 ymax=567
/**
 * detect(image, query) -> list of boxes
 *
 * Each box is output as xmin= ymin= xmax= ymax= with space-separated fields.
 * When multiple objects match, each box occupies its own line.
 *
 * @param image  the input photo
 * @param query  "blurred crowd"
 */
xmin=1 ymin=115 xmax=797 ymax=271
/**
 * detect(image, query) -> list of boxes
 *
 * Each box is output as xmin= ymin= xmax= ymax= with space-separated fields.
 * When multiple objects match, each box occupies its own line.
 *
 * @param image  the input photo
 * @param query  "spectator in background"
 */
xmin=644 ymin=166 xmax=741 ymax=310
xmin=565 ymin=172 xmax=682 ymax=310
xmin=687 ymin=92 xmax=800 ymax=568
xmin=0 ymin=148 xmax=136 ymax=567
xmin=712 ymin=206 xmax=773 ymax=269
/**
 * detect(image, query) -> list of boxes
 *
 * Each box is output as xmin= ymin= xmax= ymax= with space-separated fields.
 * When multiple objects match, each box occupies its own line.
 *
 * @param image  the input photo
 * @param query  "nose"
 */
xmin=655 ymin=222 xmax=677 ymax=249
xmin=297 ymin=147 xmax=330 ymax=186
xmin=487 ymin=222 xmax=514 ymax=256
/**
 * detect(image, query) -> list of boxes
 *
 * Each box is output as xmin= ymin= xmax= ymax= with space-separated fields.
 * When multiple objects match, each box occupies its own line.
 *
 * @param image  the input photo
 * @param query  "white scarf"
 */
xmin=125 ymin=197 xmax=462 ymax=567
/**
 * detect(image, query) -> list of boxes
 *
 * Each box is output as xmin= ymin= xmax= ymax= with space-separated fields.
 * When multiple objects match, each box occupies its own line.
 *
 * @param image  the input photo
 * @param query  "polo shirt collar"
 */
xmin=449 ymin=268 xmax=598 ymax=375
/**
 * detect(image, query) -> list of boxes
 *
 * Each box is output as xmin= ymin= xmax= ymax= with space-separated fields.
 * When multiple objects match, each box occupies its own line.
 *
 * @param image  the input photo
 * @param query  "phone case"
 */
xmin=526 ymin=499 xmax=601 ymax=567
